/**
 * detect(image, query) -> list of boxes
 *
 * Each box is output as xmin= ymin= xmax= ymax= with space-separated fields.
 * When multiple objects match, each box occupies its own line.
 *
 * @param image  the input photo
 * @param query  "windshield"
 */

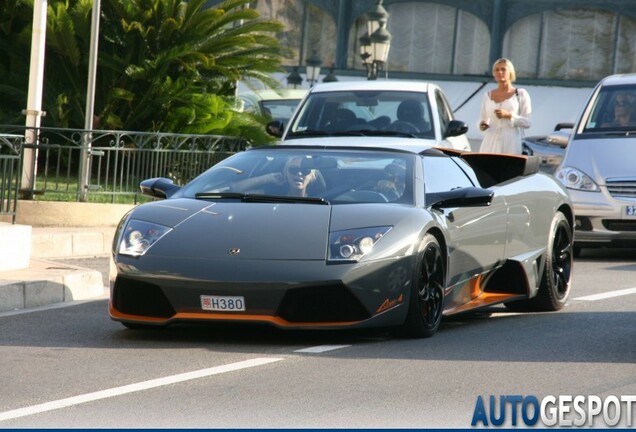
xmin=288 ymin=90 xmax=434 ymax=138
xmin=583 ymin=84 xmax=636 ymax=132
xmin=177 ymin=148 xmax=415 ymax=204
xmin=260 ymin=99 xmax=302 ymax=123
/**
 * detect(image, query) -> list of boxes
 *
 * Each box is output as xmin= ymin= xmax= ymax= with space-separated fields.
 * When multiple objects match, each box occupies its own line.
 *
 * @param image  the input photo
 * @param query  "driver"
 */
xmin=375 ymin=162 xmax=406 ymax=200
xmin=232 ymin=156 xmax=317 ymax=197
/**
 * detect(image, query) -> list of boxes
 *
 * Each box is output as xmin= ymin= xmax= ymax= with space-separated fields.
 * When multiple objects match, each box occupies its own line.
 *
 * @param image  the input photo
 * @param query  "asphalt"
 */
xmin=0 ymin=227 xmax=114 ymax=313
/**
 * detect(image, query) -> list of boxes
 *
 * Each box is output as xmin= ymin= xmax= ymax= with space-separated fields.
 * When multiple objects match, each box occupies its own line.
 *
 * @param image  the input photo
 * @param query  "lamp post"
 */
xmin=322 ymin=64 xmax=338 ymax=83
xmin=305 ymin=51 xmax=322 ymax=87
xmin=360 ymin=0 xmax=391 ymax=80
xmin=286 ymin=67 xmax=303 ymax=89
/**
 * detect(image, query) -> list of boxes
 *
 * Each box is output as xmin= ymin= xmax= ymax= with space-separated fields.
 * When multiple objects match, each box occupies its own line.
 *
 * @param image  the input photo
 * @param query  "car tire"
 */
xmin=506 ymin=211 xmax=573 ymax=312
xmin=396 ymin=234 xmax=445 ymax=338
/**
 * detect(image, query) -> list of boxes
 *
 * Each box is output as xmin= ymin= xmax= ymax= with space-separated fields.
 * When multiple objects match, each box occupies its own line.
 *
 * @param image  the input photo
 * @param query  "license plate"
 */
xmin=624 ymin=205 xmax=636 ymax=217
xmin=200 ymin=295 xmax=246 ymax=311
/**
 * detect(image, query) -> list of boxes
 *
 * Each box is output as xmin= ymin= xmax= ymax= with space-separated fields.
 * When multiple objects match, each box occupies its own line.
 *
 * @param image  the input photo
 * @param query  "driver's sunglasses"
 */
xmin=616 ymin=100 xmax=631 ymax=107
xmin=287 ymin=166 xmax=311 ymax=176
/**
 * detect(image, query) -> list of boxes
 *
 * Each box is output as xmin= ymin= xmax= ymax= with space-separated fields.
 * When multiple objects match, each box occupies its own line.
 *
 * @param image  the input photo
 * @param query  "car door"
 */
xmin=423 ymin=155 xmax=508 ymax=286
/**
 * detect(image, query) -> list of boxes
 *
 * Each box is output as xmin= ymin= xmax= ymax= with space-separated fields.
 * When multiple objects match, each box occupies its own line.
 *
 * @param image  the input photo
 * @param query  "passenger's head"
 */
xmin=614 ymin=91 xmax=635 ymax=112
xmin=397 ymin=100 xmax=424 ymax=123
xmin=492 ymin=58 xmax=516 ymax=83
xmin=385 ymin=162 xmax=406 ymax=184
xmin=611 ymin=91 xmax=636 ymax=126
xmin=284 ymin=157 xmax=315 ymax=196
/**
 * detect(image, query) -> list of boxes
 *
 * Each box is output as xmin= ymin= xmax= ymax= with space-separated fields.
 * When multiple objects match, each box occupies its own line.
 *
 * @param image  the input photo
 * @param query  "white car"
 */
xmin=239 ymin=88 xmax=308 ymax=124
xmin=266 ymin=80 xmax=471 ymax=152
xmin=554 ymin=73 xmax=636 ymax=255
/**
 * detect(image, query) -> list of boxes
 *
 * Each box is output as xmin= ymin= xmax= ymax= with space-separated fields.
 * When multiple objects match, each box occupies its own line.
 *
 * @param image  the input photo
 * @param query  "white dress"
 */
xmin=478 ymin=88 xmax=531 ymax=154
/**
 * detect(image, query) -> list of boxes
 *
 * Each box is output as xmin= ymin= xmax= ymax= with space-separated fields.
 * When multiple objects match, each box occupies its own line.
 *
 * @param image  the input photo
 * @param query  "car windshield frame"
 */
xmin=287 ymin=90 xmax=435 ymax=139
xmin=175 ymin=147 xmax=416 ymax=205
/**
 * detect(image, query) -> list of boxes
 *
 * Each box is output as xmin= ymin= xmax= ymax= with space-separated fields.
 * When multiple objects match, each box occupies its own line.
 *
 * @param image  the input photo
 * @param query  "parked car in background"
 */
xmin=266 ymin=80 xmax=472 ymax=152
xmin=521 ymin=123 xmax=571 ymax=174
xmin=239 ymin=88 xmax=307 ymax=125
xmin=110 ymin=143 xmax=573 ymax=338
xmin=554 ymin=73 xmax=636 ymax=255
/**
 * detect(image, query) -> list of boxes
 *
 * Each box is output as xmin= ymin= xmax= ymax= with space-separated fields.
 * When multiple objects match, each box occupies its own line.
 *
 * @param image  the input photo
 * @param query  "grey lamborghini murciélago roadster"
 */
xmin=110 ymin=145 xmax=574 ymax=338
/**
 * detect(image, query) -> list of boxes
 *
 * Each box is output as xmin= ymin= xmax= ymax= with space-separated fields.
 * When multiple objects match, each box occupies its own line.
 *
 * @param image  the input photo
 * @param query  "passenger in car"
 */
xmin=602 ymin=91 xmax=636 ymax=127
xmin=375 ymin=162 xmax=406 ymax=200
xmin=325 ymin=108 xmax=358 ymax=131
xmin=393 ymin=99 xmax=430 ymax=132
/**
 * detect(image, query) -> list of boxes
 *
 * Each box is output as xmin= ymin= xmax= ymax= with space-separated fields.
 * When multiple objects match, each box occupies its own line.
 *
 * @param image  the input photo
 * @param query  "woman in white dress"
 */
xmin=478 ymin=58 xmax=531 ymax=154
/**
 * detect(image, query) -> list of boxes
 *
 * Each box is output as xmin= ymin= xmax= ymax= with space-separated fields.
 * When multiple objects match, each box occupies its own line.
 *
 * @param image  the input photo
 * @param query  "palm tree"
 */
xmin=0 ymin=0 xmax=288 ymax=140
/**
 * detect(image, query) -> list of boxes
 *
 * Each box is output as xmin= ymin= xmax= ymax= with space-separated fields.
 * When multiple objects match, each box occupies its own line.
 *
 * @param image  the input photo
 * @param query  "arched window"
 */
xmin=349 ymin=2 xmax=489 ymax=75
xmin=504 ymin=8 xmax=636 ymax=81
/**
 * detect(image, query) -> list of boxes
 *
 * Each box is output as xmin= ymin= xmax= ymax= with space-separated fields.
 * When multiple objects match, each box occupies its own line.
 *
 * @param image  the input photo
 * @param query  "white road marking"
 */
xmin=0 ymin=357 xmax=283 ymax=422
xmin=574 ymin=287 xmax=636 ymax=301
xmin=294 ymin=345 xmax=350 ymax=353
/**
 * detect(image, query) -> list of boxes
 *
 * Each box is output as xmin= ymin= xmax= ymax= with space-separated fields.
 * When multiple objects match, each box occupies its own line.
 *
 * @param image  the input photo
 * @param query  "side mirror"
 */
xmin=266 ymin=120 xmax=284 ymax=138
xmin=445 ymin=120 xmax=469 ymax=138
xmin=555 ymin=122 xmax=574 ymax=131
xmin=139 ymin=177 xmax=181 ymax=200
xmin=547 ymin=130 xmax=571 ymax=148
xmin=428 ymin=187 xmax=494 ymax=209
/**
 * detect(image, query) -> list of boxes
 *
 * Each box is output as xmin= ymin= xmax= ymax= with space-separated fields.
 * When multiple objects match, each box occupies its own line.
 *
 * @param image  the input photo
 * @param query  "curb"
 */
xmin=0 ymin=258 xmax=106 ymax=313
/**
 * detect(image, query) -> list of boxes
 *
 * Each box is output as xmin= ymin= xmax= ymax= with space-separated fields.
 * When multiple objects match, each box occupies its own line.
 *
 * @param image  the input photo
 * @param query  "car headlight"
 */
xmin=328 ymin=226 xmax=392 ymax=262
xmin=118 ymin=220 xmax=172 ymax=257
xmin=555 ymin=166 xmax=599 ymax=192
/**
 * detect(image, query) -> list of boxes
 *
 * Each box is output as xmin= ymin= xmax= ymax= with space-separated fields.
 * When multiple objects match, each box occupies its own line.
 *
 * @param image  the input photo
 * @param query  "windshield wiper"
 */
xmin=195 ymin=192 xmax=329 ymax=205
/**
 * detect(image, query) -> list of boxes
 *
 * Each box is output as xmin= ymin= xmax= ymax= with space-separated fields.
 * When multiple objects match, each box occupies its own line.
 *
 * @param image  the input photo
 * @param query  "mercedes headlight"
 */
xmin=555 ymin=166 xmax=599 ymax=192
xmin=118 ymin=220 xmax=172 ymax=257
xmin=328 ymin=226 xmax=392 ymax=262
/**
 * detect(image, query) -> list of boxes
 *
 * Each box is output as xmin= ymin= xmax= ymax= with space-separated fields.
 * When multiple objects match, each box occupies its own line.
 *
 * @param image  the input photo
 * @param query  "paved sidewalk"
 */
xmin=0 ymin=227 xmax=115 ymax=313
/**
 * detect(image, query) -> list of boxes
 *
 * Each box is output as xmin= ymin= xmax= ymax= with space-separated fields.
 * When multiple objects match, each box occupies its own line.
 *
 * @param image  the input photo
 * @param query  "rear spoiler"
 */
xmin=435 ymin=148 xmax=540 ymax=188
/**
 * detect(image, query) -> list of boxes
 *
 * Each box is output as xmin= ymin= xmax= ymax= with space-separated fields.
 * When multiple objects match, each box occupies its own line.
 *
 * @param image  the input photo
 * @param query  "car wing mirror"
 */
xmin=547 ymin=130 xmax=571 ymax=148
xmin=444 ymin=120 xmax=469 ymax=138
xmin=428 ymin=187 xmax=493 ymax=209
xmin=266 ymin=120 xmax=284 ymax=138
xmin=140 ymin=177 xmax=181 ymax=200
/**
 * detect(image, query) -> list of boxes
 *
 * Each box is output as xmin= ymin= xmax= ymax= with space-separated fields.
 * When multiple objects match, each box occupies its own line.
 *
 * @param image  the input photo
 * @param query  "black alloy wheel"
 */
xmin=505 ymin=211 xmax=573 ymax=312
xmin=398 ymin=234 xmax=445 ymax=338
xmin=536 ymin=211 xmax=573 ymax=310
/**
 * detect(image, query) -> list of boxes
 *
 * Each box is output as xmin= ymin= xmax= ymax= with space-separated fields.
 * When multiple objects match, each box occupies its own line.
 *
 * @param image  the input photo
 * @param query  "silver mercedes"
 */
xmin=555 ymin=73 xmax=636 ymax=255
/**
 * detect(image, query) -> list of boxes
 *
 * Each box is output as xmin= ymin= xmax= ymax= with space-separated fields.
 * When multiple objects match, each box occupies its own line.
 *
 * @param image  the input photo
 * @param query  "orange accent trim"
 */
xmin=443 ymin=292 xmax=525 ymax=316
xmin=469 ymin=275 xmax=483 ymax=299
xmin=375 ymin=294 xmax=404 ymax=314
xmin=109 ymin=302 xmax=362 ymax=328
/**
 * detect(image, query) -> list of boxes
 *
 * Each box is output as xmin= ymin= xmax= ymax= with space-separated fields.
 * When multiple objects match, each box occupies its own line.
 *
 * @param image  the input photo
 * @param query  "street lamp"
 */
xmin=286 ymin=66 xmax=303 ymax=89
xmin=305 ymin=51 xmax=322 ymax=87
xmin=360 ymin=0 xmax=391 ymax=80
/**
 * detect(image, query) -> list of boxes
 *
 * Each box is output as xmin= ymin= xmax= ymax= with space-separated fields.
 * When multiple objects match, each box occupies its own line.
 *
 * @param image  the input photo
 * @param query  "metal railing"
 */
xmin=0 ymin=134 xmax=23 ymax=223
xmin=0 ymin=126 xmax=250 ymax=216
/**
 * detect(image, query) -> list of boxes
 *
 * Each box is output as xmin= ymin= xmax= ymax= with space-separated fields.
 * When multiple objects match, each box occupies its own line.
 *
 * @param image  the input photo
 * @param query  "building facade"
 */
xmin=239 ymin=0 xmax=636 ymax=86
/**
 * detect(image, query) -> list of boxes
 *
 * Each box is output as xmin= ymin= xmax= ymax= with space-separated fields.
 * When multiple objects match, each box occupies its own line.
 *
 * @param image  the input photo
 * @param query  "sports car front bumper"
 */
xmin=109 ymin=255 xmax=416 ymax=330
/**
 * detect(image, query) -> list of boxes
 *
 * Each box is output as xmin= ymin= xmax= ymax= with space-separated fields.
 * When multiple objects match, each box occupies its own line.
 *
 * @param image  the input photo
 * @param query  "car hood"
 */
xmin=124 ymin=199 xmax=417 ymax=261
xmin=563 ymin=136 xmax=636 ymax=184
xmin=127 ymin=199 xmax=330 ymax=260
xmin=279 ymin=136 xmax=440 ymax=153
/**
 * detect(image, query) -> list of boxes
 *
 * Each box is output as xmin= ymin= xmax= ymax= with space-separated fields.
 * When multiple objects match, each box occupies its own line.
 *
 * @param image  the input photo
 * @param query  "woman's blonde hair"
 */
xmin=492 ymin=58 xmax=516 ymax=82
